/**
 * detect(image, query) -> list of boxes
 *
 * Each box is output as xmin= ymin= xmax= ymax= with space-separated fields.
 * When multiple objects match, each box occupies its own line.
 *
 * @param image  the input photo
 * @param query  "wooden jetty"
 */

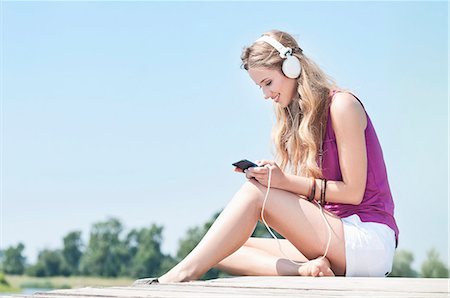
xmin=3 ymin=276 xmax=449 ymax=298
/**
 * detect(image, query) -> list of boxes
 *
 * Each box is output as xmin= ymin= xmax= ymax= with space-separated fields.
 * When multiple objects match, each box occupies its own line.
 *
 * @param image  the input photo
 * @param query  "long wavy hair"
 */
xmin=241 ymin=29 xmax=341 ymax=178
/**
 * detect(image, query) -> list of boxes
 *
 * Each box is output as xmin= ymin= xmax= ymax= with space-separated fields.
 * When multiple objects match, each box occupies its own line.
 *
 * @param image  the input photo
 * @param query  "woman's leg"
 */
xmin=159 ymin=179 xmax=346 ymax=282
xmin=214 ymin=238 xmax=334 ymax=277
xmin=244 ymin=237 xmax=309 ymax=260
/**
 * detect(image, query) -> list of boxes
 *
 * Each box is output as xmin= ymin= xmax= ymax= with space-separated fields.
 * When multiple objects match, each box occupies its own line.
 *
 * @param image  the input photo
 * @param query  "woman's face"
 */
xmin=248 ymin=67 xmax=298 ymax=108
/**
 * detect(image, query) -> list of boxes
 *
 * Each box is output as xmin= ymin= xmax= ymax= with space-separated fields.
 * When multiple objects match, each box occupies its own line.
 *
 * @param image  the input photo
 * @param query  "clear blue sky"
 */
xmin=1 ymin=1 xmax=448 ymax=271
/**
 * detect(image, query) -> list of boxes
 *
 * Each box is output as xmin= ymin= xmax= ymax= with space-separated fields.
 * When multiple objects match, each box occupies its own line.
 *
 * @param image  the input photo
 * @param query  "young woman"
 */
xmin=136 ymin=29 xmax=399 ymax=283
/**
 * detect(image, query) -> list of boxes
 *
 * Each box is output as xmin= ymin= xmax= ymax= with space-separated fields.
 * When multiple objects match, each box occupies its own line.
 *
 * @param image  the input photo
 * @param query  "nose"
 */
xmin=263 ymin=88 xmax=274 ymax=100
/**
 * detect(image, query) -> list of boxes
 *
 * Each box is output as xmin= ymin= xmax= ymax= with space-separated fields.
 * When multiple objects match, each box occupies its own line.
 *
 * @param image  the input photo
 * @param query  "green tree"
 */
xmin=125 ymin=224 xmax=170 ymax=278
xmin=62 ymin=231 xmax=83 ymax=275
xmin=79 ymin=217 xmax=129 ymax=277
xmin=26 ymin=249 xmax=70 ymax=277
xmin=25 ymin=260 xmax=46 ymax=277
xmin=0 ymin=243 xmax=26 ymax=275
xmin=0 ymin=272 xmax=9 ymax=286
xmin=389 ymin=249 xmax=418 ymax=277
xmin=420 ymin=248 xmax=449 ymax=278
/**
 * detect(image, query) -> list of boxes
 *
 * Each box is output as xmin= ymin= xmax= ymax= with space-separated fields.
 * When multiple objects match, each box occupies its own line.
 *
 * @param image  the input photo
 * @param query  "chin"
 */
xmin=278 ymin=101 xmax=288 ymax=108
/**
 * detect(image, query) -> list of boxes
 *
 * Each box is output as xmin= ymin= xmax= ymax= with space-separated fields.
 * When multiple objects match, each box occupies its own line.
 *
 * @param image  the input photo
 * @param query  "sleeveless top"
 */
xmin=322 ymin=90 xmax=399 ymax=244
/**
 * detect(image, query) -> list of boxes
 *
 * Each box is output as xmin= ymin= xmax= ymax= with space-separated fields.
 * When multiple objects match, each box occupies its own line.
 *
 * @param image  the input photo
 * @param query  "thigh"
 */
xmin=245 ymin=238 xmax=309 ymax=262
xmin=243 ymin=179 xmax=346 ymax=275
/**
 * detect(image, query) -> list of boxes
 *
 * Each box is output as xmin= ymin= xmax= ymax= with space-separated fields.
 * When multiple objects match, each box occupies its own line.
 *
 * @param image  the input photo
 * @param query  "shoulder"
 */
xmin=329 ymin=92 xmax=367 ymax=131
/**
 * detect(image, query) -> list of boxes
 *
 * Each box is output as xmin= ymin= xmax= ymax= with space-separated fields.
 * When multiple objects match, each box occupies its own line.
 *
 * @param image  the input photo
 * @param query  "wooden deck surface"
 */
xmin=4 ymin=276 xmax=449 ymax=298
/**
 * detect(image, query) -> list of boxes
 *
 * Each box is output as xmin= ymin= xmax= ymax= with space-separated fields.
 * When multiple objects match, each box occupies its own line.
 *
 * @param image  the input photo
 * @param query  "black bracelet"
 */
xmin=308 ymin=178 xmax=316 ymax=202
xmin=321 ymin=179 xmax=327 ymax=206
xmin=319 ymin=179 xmax=323 ymax=206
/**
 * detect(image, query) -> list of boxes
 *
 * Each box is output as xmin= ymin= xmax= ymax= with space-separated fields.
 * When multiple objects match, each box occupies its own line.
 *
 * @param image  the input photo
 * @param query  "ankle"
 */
xmin=159 ymin=263 xmax=198 ymax=283
xmin=298 ymin=257 xmax=334 ymax=277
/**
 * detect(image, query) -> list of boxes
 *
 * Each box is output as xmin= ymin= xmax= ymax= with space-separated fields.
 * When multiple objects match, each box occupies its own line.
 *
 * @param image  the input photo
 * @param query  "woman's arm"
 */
xmin=281 ymin=92 xmax=368 ymax=205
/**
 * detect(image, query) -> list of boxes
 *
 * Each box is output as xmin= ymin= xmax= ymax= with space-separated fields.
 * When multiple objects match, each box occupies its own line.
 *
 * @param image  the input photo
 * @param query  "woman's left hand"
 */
xmin=244 ymin=160 xmax=286 ymax=189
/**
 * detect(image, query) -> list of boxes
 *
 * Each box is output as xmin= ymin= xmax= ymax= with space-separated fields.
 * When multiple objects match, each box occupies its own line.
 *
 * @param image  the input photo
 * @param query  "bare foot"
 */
xmin=299 ymin=257 xmax=335 ymax=277
xmin=158 ymin=271 xmax=187 ymax=283
xmin=158 ymin=264 xmax=196 ymax=283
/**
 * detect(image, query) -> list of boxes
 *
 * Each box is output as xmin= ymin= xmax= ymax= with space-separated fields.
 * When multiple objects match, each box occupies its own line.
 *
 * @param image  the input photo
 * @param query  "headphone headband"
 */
xmin=256 ymin=35 xmax=293 ymax=58
xmin=254 ymin=33 xmax=302 ymax=79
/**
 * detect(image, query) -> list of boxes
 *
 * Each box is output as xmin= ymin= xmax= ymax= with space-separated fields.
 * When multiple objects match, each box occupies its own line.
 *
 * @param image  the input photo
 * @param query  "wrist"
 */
xmin=279 ymin=172 xmax=291 ymax=189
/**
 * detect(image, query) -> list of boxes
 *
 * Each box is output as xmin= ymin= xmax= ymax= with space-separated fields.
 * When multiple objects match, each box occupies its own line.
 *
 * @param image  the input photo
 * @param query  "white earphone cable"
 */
xmin=260 ymin=167 xmax=332 ymax=266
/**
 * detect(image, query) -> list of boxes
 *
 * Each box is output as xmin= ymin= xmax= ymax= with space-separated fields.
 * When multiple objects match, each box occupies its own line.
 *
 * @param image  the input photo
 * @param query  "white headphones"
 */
xmin=256 ymin=35 xmax=302 ymax=79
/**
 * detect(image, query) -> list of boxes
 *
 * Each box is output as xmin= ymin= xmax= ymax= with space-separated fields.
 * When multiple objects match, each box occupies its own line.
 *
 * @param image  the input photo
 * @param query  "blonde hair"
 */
xmin=241 ymin=29 xmax=341 ymax=178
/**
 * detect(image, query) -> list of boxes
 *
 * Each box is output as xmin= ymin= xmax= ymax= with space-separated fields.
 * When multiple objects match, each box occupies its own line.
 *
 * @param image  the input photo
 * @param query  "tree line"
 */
xmin=0 ymin=213 xmax=448 ymax=279
xmin=0 ymin=212 xmax=232 ymax=280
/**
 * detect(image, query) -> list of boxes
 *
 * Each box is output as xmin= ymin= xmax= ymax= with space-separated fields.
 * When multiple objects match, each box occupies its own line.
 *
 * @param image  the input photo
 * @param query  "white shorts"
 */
xmin=341 ymin=214 xmax=396 ymax=277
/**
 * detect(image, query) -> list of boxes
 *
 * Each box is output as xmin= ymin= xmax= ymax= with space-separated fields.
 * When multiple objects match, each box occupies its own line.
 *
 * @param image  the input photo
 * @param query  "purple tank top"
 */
xmin=322 ymin=90 xmax=399 ymax=244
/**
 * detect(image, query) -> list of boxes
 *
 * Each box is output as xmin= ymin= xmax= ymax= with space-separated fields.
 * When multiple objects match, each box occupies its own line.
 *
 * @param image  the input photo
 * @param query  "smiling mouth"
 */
xmin=273 ymin=94 xmax=280 ymax=102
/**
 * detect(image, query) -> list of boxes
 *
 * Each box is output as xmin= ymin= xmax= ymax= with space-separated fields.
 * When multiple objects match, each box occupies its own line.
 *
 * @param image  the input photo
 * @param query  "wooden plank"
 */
xmin=31 ymin=285 xmax=449 ymax=298
xmin=192 ymin=276 xmax=449 ymax=293
xmin=8 ymin=276 xmax=449 ymax=298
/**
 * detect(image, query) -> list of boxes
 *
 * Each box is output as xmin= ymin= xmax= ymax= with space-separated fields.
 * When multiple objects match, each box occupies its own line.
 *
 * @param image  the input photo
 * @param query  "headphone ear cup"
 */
xmin=282 ymin=55 xmax=301 ymax=79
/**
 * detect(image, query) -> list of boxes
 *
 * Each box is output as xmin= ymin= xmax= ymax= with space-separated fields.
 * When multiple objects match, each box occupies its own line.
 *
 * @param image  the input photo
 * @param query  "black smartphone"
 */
xmin=232 ymin=159 xmax=259 ymax=171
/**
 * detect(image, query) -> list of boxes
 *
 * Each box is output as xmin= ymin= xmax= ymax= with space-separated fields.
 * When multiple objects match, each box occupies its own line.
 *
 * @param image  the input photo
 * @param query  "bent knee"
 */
xmin=235 ymin=180 xmax=267 ymax=208
xmin=240 ymin=180 xmax=266 ymax=199
xmin=241 ymin=179 xmax=267 ymax=194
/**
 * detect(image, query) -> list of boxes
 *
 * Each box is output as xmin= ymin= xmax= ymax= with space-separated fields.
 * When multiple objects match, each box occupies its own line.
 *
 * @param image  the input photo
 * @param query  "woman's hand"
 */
xmin=243 ymin=160 xmax=286 ymax=189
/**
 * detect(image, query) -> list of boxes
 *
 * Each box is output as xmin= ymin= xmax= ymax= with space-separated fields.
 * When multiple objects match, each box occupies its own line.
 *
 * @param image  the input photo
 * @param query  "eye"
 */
xmin=259 ymin=81 xmax=272 ymax=89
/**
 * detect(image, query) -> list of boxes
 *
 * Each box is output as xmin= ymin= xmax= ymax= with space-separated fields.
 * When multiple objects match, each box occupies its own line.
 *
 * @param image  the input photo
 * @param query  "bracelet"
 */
xmin=308 ymin=177 xmax=316 ymax=202
xmin=320 ymin=178 xmax=324 ymax=205
xmin=306 ymin=177 xmax=313 ymax=201
xmin=320 ymin=178 xmax=328 ymax=206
